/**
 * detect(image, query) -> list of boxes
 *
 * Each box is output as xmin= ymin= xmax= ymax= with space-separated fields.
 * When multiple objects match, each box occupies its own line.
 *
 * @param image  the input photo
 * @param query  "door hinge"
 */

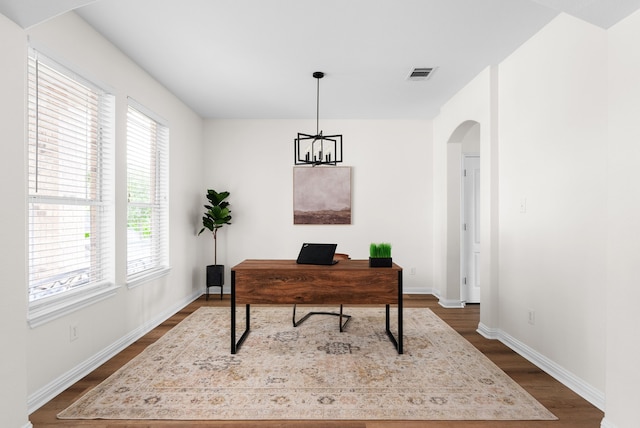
xmin=463 ymin=277 xmax=467 ymax=285
xmin=463 ymin=169 xmax=467 ymax=177
xmin=463 ymin=223 xmax=467 ymax=231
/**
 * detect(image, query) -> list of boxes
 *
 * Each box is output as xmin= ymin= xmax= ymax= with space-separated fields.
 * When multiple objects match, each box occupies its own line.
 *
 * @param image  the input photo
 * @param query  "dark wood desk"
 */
xmin=230 ymin=259 xmax=403 ymax=354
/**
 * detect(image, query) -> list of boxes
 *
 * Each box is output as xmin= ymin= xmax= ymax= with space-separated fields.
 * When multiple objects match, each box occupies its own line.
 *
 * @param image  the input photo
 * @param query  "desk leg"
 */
xmin=385 ymin=305 xmax=399 ymax=353
xmin=231 ymin=305 xmax=251 ymax=354
xmin=398 ymin=269 xmax=403 ymax=354
xmin=235 ymin=304 xmax=251 ymax=353
xmin=384 ymin=270 xmax=404 ymax=354
xmin=231 ymin=271 xmax=236 ymax=353
xmin=231 ymin=270 xmax=251 ymax=354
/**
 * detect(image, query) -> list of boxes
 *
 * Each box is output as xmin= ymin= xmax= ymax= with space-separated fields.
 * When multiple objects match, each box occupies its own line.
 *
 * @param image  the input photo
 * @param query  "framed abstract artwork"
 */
xmin=293 ymin=166 xmax=351 ymax=224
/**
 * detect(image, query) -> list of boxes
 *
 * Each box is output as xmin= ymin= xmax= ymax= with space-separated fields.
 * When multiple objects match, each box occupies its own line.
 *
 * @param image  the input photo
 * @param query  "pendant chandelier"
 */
xmin=294 ymin=71 xmax=343 ymax=166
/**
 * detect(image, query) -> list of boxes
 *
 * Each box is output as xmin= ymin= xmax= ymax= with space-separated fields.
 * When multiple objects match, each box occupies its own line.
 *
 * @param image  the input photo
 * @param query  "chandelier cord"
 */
xmin=316 ymin=76 xmax=320 ymax=136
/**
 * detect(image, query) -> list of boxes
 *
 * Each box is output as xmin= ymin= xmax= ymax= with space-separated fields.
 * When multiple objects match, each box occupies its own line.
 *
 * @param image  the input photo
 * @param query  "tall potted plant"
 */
xmin=198 ymin=189 xmax=232 ymax=300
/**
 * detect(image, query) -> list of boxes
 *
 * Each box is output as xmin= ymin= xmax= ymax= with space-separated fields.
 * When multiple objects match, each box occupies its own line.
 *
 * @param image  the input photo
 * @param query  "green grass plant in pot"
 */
xmin=369 ymin=242 xmax=392 ymax=267
xmin=198 ymin=189 xmax=232 ymax=299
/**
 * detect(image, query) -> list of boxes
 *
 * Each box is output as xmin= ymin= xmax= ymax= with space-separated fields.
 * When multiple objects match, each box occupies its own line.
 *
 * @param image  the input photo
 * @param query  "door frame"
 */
xmin=461 ymin=154 xmax=480 ymax=304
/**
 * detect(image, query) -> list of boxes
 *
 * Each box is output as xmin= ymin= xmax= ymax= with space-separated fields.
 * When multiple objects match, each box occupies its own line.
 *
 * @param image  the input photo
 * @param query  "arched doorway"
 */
xmin=446 ymin=120 xmax=480 ymax=306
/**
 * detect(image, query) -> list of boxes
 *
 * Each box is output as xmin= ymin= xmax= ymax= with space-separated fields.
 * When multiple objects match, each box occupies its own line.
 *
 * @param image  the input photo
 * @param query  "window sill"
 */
xmin=28 ymin=281 xmax=119 ymax=328
xmin=126 ymin=266 xmax=172 ymax=289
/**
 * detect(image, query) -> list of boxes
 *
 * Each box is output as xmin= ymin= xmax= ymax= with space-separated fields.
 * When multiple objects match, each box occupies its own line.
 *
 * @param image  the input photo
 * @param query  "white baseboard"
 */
xmin=438 ymin=298 xmax=466 ymax=308
xmin=427 ymin=289 xmax=465 ymax=308
xmin=402 ymin=286 xmax=433 ymax=295
xmin=477 ymin=322 xmax=605 ymax=411
xmin=600 ymin=417 xmax=618 ymax=428
xmin=27 ymin=289 xmax=202 ymax=414
xmin=477 ymin=321 xmax=499 ymax=339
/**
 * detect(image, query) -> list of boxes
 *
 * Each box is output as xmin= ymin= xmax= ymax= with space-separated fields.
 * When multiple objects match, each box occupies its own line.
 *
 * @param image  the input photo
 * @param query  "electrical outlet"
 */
xmin=527 ymin=310 xmax=535 ymax=325
xmin=69 ymin=324 xmax=79 ymax=342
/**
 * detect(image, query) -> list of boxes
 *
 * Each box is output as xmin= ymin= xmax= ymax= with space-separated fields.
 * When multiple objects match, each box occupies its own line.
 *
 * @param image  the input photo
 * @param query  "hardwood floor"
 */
xmin=29 ymin=295 xmax=604 ymax=427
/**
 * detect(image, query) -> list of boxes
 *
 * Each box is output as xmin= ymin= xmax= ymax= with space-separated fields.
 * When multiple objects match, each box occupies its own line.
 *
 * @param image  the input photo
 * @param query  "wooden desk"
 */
xmin=230 ymin=259 xmax=403 ymax=354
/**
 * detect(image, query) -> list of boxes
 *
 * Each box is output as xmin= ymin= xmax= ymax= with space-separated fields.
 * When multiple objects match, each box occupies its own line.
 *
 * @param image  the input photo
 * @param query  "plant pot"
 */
xmin=206 ymin=264 xmax=224 ymax=286
xmin=369 ymin=257 xmax=392 ymax=268
xmin=206 ymin=264 xmax=224 ymax=300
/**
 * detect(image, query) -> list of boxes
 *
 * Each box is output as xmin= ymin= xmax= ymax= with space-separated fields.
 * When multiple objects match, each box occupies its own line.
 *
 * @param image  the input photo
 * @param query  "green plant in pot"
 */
xmin=369 ymin=242 xmax=392 ymax=267
xmin=198 ymin=189 xmax=232 ymax=300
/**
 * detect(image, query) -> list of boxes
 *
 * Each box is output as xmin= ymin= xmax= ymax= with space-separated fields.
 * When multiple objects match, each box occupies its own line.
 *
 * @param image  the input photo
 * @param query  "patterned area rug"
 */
xmin=58 ymin=306 xmax=556 ymax=420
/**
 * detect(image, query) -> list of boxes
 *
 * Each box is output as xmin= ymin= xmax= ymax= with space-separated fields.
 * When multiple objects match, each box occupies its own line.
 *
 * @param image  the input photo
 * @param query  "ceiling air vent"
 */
xmin=407 ymin=67 xmax=436 ymax=81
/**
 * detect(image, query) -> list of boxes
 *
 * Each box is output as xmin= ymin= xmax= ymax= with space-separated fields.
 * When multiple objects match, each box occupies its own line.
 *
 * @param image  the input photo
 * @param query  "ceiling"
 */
xmin=2 ymin=0 xmax=640 ymax=120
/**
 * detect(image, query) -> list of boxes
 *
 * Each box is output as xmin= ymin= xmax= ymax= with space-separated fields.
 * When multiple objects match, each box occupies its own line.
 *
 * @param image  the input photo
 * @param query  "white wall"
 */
xmin=605 ymin=8 xmax=640 ymax=428
xmin=0 ymin=12 xmax=206 ymax=415
xmin=497 ymin=13 xmax=607 ymax=396
xmin=0 ymin=12 xmax=31 ymax=428
xmin=202 ymin=119 xmax=434 ymax=293
xmin=434 ymin=13 xmax=610 ymax=411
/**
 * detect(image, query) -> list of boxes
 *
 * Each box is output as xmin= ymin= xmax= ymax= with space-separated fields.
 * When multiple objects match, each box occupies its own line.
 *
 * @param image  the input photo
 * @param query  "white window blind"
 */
xmin=126 ymin=101 xmax=169 ymax=281
xmin=27 ymin=49 xmax=114 ymax=303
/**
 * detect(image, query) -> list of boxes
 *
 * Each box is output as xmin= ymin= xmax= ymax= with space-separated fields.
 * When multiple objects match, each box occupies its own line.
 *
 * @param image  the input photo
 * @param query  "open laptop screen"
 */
xmin=296 ymin=243 xmax=338 ymax=265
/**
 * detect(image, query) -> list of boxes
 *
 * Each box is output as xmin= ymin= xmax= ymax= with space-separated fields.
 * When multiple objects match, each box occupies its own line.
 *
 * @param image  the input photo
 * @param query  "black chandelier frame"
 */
xmin=294 ymin=71 xmax=343 ymax=166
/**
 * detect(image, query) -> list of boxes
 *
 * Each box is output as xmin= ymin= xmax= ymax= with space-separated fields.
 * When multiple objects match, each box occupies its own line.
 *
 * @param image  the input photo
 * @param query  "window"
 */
xmin=126 ymin=100 xmax=169 ymax=285
xmin=27 ymin=48 xmax=115 ymax=324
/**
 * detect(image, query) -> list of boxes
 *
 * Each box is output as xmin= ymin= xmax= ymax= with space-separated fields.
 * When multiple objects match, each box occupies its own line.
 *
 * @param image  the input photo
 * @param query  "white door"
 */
xmin=462 ymin=155 xmax=480 ymax=303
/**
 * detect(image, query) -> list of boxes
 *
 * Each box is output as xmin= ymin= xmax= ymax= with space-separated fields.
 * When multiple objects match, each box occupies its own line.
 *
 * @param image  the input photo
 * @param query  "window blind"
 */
xmin=27 ymin=49 xmax=114 ymax=302
xmin=126 ymin=102 xmax=169 ymax=279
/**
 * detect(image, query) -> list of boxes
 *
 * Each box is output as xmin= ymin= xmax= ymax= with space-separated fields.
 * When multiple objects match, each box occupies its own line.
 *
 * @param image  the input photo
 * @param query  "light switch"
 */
xmin=519 ymin=198 xmax=527 ymax=213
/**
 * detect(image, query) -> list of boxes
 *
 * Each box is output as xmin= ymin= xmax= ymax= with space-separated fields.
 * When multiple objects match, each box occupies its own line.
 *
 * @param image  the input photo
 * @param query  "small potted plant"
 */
xmin=369 ymin=242 xmax=392 ymax=267
xmin=198 ymin=189 xmax=232 ymax=300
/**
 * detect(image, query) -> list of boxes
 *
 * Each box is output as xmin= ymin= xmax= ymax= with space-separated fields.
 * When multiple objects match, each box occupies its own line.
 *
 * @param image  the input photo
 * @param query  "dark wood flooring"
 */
xmin=29 ymin=295 xmax=604 ymax=427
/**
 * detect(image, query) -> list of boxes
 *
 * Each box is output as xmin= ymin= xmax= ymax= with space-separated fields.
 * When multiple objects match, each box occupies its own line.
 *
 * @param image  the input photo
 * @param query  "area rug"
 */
xmin=58 ymin=306 xmax=557 ymax=420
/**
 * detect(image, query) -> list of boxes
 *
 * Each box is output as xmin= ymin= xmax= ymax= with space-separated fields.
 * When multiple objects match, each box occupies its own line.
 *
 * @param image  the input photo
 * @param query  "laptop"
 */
xmin=296 ymin=243 xmax=339 ymax=265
